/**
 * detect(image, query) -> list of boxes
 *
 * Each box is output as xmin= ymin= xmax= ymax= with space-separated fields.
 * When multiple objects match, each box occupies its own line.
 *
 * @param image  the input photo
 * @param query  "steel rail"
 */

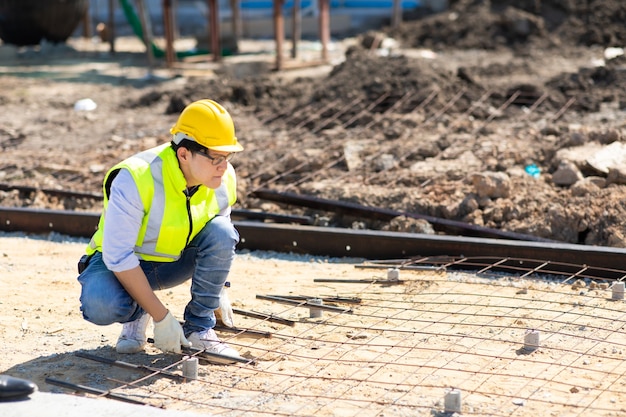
xmin=2 ymin=206 xmax=626 ymax=278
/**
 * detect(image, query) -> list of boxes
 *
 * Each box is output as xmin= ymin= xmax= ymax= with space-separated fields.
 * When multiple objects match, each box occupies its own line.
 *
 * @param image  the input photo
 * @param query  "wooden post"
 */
xmin=208 ymin=0 xmax=221 ymax=62
xmin=291 ymin=0 xmax=300 ymax=59
xmin=82 ymin=2 xmax=91 ymax=38
xmin=171 ymin=0 xmax=179 ymax=39
xmin=108 ymin=0 xmax=116 ymax=53
xmin=391 ymin=0 xmax=402 ymax=28
xmin=162 ymin=0 xmax=176 ymax=68
xmin=230 ymin=0 xmax=241 ymax=52
xmin=274 ymin=0 xmax=284 ymax=70
xmin=319 ymin=0 xmax=329 ymax=62
xmin=135 ymin=0 xmax=155 ymax=74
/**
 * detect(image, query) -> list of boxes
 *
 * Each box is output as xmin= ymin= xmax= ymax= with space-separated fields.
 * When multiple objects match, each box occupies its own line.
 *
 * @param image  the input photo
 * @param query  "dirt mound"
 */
xmin=392 ymin=0 xmax=626 ymax=51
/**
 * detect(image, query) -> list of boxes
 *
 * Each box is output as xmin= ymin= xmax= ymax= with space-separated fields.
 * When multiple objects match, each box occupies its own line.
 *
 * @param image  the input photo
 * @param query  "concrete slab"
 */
xmin=0 ymin=391 xmax=210 ymax=417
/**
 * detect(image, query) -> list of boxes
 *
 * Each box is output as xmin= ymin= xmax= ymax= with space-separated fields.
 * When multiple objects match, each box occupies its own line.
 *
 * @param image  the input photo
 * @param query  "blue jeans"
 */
xmin=77 ymin=216 xmax=239 ymax=336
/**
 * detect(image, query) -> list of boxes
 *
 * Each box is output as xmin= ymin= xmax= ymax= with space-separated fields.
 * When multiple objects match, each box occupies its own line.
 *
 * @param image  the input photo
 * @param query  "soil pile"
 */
xmin=393 ymin=0 xmax=626 ymax=50
xmin=1 ymin=0 xmax=626 ymax=247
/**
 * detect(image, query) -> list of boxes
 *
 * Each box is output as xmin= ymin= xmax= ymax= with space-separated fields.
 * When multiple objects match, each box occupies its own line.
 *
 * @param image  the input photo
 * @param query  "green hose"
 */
xmin=118 ymin=0 xmax=232 ymax=58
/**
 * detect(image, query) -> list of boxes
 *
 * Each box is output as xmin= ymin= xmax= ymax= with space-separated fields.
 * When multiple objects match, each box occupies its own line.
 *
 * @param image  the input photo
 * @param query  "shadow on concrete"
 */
xmin=2 ymin=345 xmax=183 ymax=396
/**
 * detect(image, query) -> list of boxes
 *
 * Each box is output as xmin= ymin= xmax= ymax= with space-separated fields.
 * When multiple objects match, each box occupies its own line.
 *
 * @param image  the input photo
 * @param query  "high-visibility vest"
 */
xmin=87 ymin=143 xmax=237 ymax=262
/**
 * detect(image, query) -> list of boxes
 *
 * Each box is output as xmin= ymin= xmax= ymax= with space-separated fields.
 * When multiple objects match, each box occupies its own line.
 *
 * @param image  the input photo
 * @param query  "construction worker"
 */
xmin=77 ymin=99 xmax=243 ymax=363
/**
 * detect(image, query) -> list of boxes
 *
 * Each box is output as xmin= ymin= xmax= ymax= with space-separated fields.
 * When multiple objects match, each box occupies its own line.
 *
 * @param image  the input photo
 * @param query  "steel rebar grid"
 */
xmin=253 ymin=85 xmax=577 ymax=193
xmin=60 ymin=262 xmax=626 ymax=417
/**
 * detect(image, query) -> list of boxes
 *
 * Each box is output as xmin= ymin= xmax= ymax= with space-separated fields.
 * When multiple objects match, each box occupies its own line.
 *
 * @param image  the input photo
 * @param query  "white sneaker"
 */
xmin=116 ymin=314 xmax=151 ymax=354
xmin=188 ymin=328 xmax=242 ymax=364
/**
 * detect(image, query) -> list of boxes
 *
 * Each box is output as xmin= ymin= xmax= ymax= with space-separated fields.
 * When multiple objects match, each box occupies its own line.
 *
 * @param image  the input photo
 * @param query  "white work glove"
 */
xmin=153 ymin=311 xmax=191 ymax=353
xmin=215 ymin=284 xmax=234 ymax=327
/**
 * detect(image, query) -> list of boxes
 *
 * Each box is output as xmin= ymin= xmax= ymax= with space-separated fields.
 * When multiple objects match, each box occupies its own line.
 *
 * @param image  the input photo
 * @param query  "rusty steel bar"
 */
xmin=0 ymin=206 xmax=311 ymax=238
xmin=448 ymin=89 xmax=493 ymax=129
xmin=406 ymin=89 xmax=439 ymax=114
xmin=522 ymin=92 xmax=549 ymax=119
xmin=231 ymin=209 xmax=312 ymax=224
xmin=341 ymin=92 xmax=390 ymax=128
xmin=551 ymin=97 xmax=576 ymax=121
xmin=214 ymin=325 xmax=273 ymax=338
xmin=267 ymin=295 xmax=362 ymax=304
xmin=0 ymin=183 xmax=103 ymax=200
xmin=289 ymin=155 xmax=346 ymax=188
xmin=422 ymin=88 xmax=467 ymax=125
xmin=256 ymin=295 xmax=353 ymax=313
xmin=76 ymin=352 xmax=185 ymax=381
xmin=232 ymin=308 xmax=296 ymax=326
xmin=0 ymin=207 xmax=99 ymax=237
xmin=483 ymin=90 xmax=521 ymax=124
xmin=251 ymin=189 xmax=557 ymax=242
xmin=251 ymin=160 xmax=310 ymax=192
xmin=311 ymin=97 xmax=363 ymax=133
xmin=363 ymin=91 xmax=414 ymax=129
xmin=261 ymin=100 xmax=320 ymax=125
xmin=293 ymin=99 xmax=340 ymax=129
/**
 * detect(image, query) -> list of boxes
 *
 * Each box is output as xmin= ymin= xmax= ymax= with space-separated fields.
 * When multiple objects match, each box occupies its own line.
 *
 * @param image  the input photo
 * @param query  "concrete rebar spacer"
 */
xmin=612 ymin=282 xmax=625 ymax=300
xmin=309 ymin=298 xmax=323 ymax=318
xmin=182 ymin=356 xmax=199 ymax=380
xmin=387 ymin=268 xmax=400 ymax=281
xmin=444 ymin=388 xmax=462 ymax=413
xmin=524 ymin=329 xmax=540 ymax=351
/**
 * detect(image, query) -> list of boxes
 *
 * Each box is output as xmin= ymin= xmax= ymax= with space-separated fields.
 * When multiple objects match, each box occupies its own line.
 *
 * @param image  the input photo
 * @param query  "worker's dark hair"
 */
xmin=171 ymin=138 xmax=207 ymax=154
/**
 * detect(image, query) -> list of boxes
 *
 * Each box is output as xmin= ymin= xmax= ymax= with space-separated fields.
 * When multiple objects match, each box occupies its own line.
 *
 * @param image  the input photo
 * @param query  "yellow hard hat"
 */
xmin=170 ymin=99 xmax=243 ymax=152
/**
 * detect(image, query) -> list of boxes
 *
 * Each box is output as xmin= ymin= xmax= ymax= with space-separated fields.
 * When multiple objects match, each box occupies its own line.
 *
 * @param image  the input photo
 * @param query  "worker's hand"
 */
xmin=153 ymin=311 xmax=191 ymax=353
xmin=215 ymin=285 xmax=234 ymax=327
